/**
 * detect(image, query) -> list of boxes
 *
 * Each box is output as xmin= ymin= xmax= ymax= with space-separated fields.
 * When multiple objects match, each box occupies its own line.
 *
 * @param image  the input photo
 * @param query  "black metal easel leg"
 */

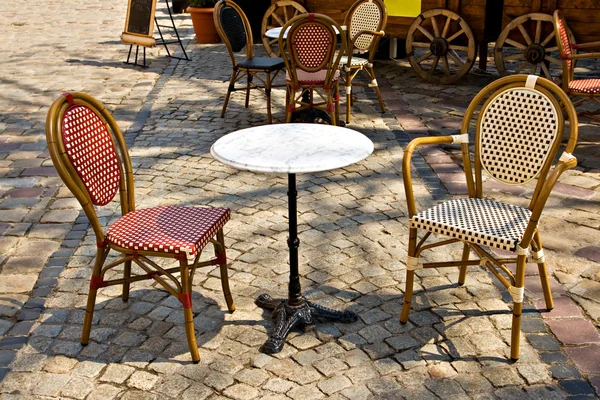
xmin=255 ymin=173 xmax=357 ymax=354
xmin=123 ymin=44 xmax=149 ymax=68
xmin=155 ymin=0 xmax=190 ymax=61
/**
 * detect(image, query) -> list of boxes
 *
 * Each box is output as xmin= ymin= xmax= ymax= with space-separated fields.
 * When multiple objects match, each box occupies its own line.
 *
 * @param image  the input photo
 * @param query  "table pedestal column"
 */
xmin=255 ymin=173 xmax=357 ymax=354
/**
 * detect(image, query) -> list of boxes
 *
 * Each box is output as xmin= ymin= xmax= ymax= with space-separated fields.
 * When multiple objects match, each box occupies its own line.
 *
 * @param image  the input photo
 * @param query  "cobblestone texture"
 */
xmin=0 ymin=0 xmax=599 ymax=398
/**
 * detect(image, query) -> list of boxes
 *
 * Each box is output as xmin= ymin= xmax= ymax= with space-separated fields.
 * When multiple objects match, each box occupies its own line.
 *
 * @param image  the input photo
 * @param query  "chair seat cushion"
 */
xmin=339 ymin=55 xmax=369 ymax=68
xmin=107 ymin=206 xmax=230 ymax=257
xmin=411 ymin=198 xmax=532 ymax=252
xmin=286 ymin=69 xmax=340 ymax=85
xmin=568 ymin=79 xmax=600 ymax=94
xmin=239 ymin=56 xmax=285 ymax=70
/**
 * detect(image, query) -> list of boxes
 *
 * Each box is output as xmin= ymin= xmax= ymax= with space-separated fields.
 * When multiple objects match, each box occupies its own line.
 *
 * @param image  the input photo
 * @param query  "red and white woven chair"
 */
xmin=554 ymin=10 xmax=600 ymax=120
xmin=280 ymin=13 xmax=347 ymax=125
xmin=45 ymin=92 xmax=235 ymax=363
xmin=400 ymin=75 xmax=578 ymax=360
xmin=341 ymin=0 xmax=387 ymax=124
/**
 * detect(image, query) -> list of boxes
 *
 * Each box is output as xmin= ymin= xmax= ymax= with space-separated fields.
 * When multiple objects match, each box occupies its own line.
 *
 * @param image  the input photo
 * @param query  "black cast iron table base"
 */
xmin=255 ymin=293 xmax=358 ymax=354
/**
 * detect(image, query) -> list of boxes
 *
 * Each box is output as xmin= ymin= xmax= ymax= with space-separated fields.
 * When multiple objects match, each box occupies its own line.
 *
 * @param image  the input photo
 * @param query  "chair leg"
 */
xmin=221 ymin=70 xmax=238 ymax=119
xmin=346 ymin=71 xmax=352 ymax=124
xmin=179 ymin=257 xmax=200 ymax=363
xmin=265 ymin=72 xmax=273 ymax=124
xmin=533 ymin=231 xmax=554 ymax=310
xmin=285 ymin=86 xmax=293 ymax=123
xmin=81 ymin=247 xmax=109 ymax=345
xmin=400 ymin=227 xmax=418 ymax=323
xmin=122 ymin=259 xmax=131 ymax=302
xmin=245 ymin=73 xmax=253 ymax=109
xmin=510 ymin=254 xmax=527 ymax=360
xmin=367 ymin=65 xmax=385 ymax=113
xmin=217 ymin=229 xmax=235 ymax=312
xmin=458 ymin=243 xmax=470 ymax=285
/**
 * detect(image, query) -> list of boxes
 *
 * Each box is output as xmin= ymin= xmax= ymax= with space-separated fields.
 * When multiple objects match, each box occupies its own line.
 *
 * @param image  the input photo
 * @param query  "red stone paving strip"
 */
xmin=4 ymin=187 xmax=44 ymax=198
xmin=20 ymin=167 xmax=58 ymax=177
xmin=575 ymin=246 xmax=600 ymax=263
xmin=565 ymin=345 xmax=600 ymax=375
xmin=536 ymin=296 xmax=583 ymax=318
xmin=553 ymin=182 xmax=597 ymax=199
xmin=547 ymin=318 xmax=600 ymax=345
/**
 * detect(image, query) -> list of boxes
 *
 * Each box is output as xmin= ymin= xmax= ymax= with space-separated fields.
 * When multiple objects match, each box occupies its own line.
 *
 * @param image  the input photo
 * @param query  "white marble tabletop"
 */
xmin=211 ymin=123 xmax=373 ymax=174
xmin=265 ymin=25 xmax=340 ymax=39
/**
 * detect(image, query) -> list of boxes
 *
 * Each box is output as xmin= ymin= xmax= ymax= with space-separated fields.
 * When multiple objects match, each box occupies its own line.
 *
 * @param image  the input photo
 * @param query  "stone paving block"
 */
xmin=564 ymin=345 xmax=600 ymax=374
xmin=546 ymin=318 xmax=600 ymax=345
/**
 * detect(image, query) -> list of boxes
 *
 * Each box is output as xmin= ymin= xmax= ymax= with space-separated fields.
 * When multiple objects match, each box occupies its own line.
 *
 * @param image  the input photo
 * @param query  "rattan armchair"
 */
xmin=214 ymin=0 xmax=285 ymax=123
xmin=341 ymin=0 xmax=387 ymax=124
xmin=554 ymin=10 xmax=600 ymax=120
xmin=400 ymin=75 xmax=578 ymax=360
xmin=280 ymin=13 xmax=347 ymax=125
xmin=46 ymin=92 xmax=235 ymax=363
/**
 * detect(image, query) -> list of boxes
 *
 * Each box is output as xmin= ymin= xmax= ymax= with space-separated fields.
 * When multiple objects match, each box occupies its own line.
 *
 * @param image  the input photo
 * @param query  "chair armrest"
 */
xmin=344 ymin=30 xmax=385 ymax=64
xmin=566 ymin=52 xmax=600 ymax=60
xmin=402 ymin=135 xmax=456 ymax=217
xmin=573 ymin=41 xmax=600 ymax=50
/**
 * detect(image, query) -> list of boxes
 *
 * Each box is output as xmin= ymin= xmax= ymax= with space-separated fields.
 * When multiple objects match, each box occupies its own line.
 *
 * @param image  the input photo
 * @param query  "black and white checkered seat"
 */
xmin=411 ymin=198 xmax=532 ymax=252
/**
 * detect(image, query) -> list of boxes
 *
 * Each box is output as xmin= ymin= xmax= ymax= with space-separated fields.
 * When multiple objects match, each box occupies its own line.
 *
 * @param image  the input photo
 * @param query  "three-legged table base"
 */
xmin=255 ymin=293 xmax=358 ymax=354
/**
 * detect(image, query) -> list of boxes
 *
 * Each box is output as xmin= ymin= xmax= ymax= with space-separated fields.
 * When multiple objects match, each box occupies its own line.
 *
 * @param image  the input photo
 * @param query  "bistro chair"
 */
xmin=45 ymin=92 xmax=235 ymax=363
xmin=214 ymin=0 xmax=285 ymax=123
xmin=341 ymin=0 xmax=387 ymax=124
xmin=261 ymin=0 xmax=307 ymax=57
xmin=280 ymin=13 xmax=347 ymax=125
xmin=400 ymin=75 xmax=578 ymax=360
xmin=554 ymin=10 xmax=600 ymax=120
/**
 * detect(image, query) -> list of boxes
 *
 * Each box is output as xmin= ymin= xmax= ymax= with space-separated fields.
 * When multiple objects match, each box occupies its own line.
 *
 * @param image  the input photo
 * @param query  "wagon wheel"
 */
xmin=261 ymin=1 xmax=307 ymax=57
xmin=406 ymin=9 xmax=476 ymax=85
xmin=494 ymin=13 xmax=561 ymax=79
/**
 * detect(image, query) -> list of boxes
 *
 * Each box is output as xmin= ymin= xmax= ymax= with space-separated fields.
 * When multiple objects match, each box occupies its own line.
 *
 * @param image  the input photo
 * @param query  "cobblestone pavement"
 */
xmin=1 ymin=1 xmax=599 ymax=398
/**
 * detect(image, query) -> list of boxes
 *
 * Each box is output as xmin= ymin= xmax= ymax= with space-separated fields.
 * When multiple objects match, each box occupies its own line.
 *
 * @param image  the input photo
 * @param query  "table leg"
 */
xmin=255 ymin=173 xmax=357 ymax=354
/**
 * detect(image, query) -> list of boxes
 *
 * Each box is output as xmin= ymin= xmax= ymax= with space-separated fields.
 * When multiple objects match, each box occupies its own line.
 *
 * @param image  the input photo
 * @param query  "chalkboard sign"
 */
xmin=121 ymin=0 xmax=157 ymax=47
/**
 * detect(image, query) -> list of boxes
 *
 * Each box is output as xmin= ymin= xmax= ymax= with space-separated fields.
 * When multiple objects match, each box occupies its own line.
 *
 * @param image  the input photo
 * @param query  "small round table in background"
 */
xmin=211 ymin=123 xmax=373 ymax=353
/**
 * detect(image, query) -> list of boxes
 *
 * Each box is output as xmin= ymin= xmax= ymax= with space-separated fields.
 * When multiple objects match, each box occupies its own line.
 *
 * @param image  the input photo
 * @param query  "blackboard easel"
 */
xmin=121 ymin=0 xmax=189 ymax=68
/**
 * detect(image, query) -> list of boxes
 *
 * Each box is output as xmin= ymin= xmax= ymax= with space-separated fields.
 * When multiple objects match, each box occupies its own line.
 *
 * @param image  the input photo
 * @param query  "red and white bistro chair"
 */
xmin=45 ymin=92 xmax=235 ymax=363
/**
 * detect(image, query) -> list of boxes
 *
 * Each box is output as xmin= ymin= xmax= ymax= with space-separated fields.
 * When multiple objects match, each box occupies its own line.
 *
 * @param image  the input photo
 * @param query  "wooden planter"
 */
xmin=187 ymin=6 xmax=220 ymax=44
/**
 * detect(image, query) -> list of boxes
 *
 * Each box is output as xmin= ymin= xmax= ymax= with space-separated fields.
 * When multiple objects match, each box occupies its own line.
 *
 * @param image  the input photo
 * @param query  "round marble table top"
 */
xmin=211 ymin=123 xmax=374 ymax=174
xmin=265 ymin=25 xmax=340 ymax=39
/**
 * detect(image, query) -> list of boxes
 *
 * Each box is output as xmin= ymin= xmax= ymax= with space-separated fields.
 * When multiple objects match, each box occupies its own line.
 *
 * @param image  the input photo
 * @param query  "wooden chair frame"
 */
xmin=342 ymin=0 xmax=387 ymax=124
xmin=554 ymin=10 xmax=600 ymax=120
xmin=280 ymin=13 xmax=347 ymax=125
xmin=214 ymin=0 xmax=285 ymax=123
xmin=400 ymin=75 xmax=578 ymax=360
xmin=261 ymin=0 xmax=307 ymax=57
xmin=46 ymin=92 xmax=235 ymax=363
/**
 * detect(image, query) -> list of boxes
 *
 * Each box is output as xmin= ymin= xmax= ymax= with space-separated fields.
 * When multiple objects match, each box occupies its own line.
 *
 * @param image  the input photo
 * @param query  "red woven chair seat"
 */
xmin=568 ymin=79 xmax=600 ymax=94
xmin=286 ymin=69 xmax=339 ymax=85
xmin=107 ymin=206 xmax=230 ymax=257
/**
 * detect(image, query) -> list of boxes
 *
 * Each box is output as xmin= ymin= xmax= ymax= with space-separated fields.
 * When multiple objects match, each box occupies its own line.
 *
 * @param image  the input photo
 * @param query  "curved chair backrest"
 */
xmin=553 ymin=10 xmax=576 ymax=84
xmin=46 ymin=92 xmax=135 ymax=241
xmin=281 ymin=13 xmax=346 ymax=85
xmin=459 ymin=75 xmax=578 ymax=201
xmin=214 ymin=0 xmax=253 ymax=64
xmin=345 ymin=0 xmax=387 ymax=55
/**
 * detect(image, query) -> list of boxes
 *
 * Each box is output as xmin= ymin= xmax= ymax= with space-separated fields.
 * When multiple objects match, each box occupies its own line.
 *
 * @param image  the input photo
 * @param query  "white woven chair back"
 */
xmin=350 ymin=2 xmax=381 ymax=51
xmin=479 ymin=86 xmax=560 ymax=185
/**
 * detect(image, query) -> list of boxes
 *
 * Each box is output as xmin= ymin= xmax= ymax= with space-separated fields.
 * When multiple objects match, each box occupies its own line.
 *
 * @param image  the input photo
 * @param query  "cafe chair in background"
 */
xmin=341 ymin=0 xmax=387 ymax=124
xmin=400 ymin=75 xmax=578 ymax=360
xmin=214 ymin=0 xmax=285 ymax=123
xmin=554 ymin=10 xmax=600 ymax=120
xmin=46 ymin=92 xmax=235 ymax=363
xmin=261 ymin=0 xmax=307 ymax=57
xmin=280 ymin=13 xmax=347 ymax=126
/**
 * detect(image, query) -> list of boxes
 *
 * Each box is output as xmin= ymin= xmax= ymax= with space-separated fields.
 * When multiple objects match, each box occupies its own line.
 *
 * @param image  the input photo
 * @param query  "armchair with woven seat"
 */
xmin=280 ymin=13 xmax=347 ymax=126
xmin=554 ymin=10 xmax=600 ymax=120
xmin=399 ymin=75 xmax=578 ymax=360
xmin=341 ymin=0 xmax=387 ymax=124
xmin=214 ymin=0 xmax=285 ymax=123
xmin=46 ymin=92 xmax=235 ymax=364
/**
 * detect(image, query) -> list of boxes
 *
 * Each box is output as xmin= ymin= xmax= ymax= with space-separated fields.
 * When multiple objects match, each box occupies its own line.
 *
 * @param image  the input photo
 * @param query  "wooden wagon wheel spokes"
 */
xmin=261 ymin=1 xmax=307 ymax=57
xmin=494 ymin=13 xmax=561 ymax=80
xmin=406 ymin=9 xmax=476 ymax=85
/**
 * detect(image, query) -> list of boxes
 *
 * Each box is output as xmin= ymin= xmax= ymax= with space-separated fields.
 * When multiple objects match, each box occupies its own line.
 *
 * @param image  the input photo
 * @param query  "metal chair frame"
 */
xmin=400 ymin=75 xmax=578 ymax=360
xmin=46 ymin=92 xmax=235 ymax=364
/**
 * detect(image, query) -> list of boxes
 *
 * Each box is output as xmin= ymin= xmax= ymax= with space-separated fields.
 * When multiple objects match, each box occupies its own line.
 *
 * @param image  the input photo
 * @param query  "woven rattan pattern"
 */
xmin=569 ymin=79 xmax=600 ymax=94
xmin=221 ymin=6 xmax=246 ymax=53
xmin=479 ymin=88 xmax=559 ymax=185
xmin=350 ymin=2 xmax=381 ymax=51
xmin=557 ymin=17 xmax=573 ymax=70
xmin=412 ymin=198 xmax=532 ymax=252
xmin=292 ymin=24 xmax=333 ymax=70
xmin=107 ymin=206 xmax=230 ymax=257
xmin=61 ymin=105 xmax=121 ymax=206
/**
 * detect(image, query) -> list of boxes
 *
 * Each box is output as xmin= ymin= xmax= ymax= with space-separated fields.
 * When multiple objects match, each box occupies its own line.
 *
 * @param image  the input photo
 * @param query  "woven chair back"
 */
xmin=219 ymin=4 xmax=247 ymax=53
xmin=554 ymin=11 xmax=574 ymax=72
xmin=61 ymin=104 xmax=121 ymax=205
xmin=347 ymin=0 xmax=386 ymax=52
xmin=478 ymin=85 xmax=561 ymax=185
xmin=287 ymin=14 xmax=339 ymax=73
